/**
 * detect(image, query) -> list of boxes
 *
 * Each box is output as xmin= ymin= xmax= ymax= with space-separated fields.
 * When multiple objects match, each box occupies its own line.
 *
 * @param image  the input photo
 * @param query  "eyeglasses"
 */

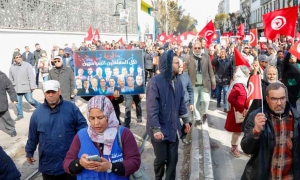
xmin=270 ymin=96 xmax=286 ymax=103
xmin=15 ymin=56 xmax=22 ymax=59
xmin=194 ymin=47 xmax=201 ymax=50
xmin=53 ymin=60 xmax=61 ymax=63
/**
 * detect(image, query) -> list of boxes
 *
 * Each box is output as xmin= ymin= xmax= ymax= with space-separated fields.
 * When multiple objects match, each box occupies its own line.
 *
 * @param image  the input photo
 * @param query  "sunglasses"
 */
xmin=53 ymin=60 xmax=61 ymax=63
xmin=194 ymin=47 xmax=201 ymax=50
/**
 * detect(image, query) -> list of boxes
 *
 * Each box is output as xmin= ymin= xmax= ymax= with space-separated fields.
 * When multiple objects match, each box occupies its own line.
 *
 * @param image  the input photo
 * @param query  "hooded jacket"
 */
xmin=0 ymin=71 xmax=17 ymax=112
xmin=146 ymin=50 xmax=188 ymax=142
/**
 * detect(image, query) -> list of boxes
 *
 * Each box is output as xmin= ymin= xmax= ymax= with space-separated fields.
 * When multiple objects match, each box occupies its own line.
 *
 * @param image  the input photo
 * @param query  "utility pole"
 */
xmin=165 ymin=0 xmax=168 ymax=35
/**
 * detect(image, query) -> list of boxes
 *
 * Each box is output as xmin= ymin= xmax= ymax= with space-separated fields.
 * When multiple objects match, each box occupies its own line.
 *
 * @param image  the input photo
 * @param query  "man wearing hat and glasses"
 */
xmin=9 ymin=52 xmax=40 ymax=121
xmin=25 ymin=80 xmax=87 ymax=180
xmin=49 ymin=56 xmax=75 ymax=101
xmin=252 ymin=54 xmax=270 ymax=80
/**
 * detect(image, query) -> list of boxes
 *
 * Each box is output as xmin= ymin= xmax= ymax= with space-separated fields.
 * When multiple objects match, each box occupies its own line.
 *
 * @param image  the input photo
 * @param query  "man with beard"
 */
xmin=25 ymin=80 xmax=87 ymax=180
xmin=146 ymin=50 xmax=190 ymax=179
xmin=241 ymin=82 xmax=300 ymax=180
xmin=184 ymin=42 xmax=216 ymax=124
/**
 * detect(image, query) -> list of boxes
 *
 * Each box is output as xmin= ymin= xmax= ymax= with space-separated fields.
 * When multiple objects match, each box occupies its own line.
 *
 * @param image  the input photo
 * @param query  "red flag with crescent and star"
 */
xmin=198 ymin=20 xmax=215 ymax=46
xmin=158 ymin=33 xmax=168 ymax=43
xmin=263 ymin=6 xmax=298 ymax=40
xmin=93 ymin=28 xmax=100 ymax=44
xmin=249 ymin=28 xmax=258 ymax=47
xmin=245 ymin=75 xmax=263 ymax=109
xmin=288 ymin=40 xmax=300 ymax=60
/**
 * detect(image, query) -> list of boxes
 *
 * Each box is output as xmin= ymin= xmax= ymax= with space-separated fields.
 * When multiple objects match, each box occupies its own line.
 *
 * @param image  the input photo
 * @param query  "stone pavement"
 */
xmin=1 ymin=89 xmax=190 ymax=180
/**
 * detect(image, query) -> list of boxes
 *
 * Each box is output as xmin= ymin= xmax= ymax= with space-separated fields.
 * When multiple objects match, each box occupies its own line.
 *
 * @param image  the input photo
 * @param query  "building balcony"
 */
xmin=260 ymin=0 xmax=272 ymax=5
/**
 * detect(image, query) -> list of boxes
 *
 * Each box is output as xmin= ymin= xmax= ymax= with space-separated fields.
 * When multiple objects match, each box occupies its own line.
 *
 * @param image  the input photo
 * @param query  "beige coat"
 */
xmin=184 ymin=53 xmax=216 ymax=93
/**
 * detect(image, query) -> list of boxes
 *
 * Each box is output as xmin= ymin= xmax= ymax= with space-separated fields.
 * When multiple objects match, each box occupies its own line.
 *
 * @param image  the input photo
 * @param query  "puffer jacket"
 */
xmin=146 ymin=50 xmax=187 ymax=142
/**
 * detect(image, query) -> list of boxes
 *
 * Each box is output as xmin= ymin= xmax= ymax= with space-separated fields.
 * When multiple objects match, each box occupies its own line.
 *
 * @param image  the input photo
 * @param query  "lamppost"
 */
xmin=112 ymin=0 xmax=128 ymax=42
xmin=230 ymin=15 xmax=236 ymax=35
xmin=242 ymin=5 xmax=250 ymax=34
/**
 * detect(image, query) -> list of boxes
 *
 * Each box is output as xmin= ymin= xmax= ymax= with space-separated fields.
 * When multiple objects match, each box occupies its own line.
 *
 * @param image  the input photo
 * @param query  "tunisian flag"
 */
xmin=245 ymin=75 xmax=263 ymax=109
xmin=234 ymin=48 xmax=251 ymax=67
xmin=249 ymin=28 xmax=258 ymax=47
xmin=263 ymin=6 xmax=298 ymax=40
xmin=93 ymin=28 xmax=100 ymax=44
xmin=198 ymin=20 xmax=215 ymax=45
xmin=158 ymin=33 xmax=168 ymax=43
xmin=84 ymin=26 xmax=93 ymax=42
xmin=288 ymin=40 xmax=300 ymax=60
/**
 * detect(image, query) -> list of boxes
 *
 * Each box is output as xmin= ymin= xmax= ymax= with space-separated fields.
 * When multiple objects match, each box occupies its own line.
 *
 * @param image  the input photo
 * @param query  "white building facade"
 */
xmin=224 ymin=0 xmax=240 ymax=13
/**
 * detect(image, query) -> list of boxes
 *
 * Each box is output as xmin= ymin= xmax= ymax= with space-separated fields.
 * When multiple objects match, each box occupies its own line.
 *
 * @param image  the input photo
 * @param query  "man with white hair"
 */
xmin=25 ymin=80 xmax=87 ymax=180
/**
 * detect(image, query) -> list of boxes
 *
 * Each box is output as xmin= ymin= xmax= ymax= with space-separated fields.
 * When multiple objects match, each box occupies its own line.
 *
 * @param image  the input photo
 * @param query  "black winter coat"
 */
xmin=0 ymin=71 xmax=17 ymax=112
xmin=212 ymin=57 xmax=233 ymax=86
xmin=241 ymin=104 xmax=300 ymax=180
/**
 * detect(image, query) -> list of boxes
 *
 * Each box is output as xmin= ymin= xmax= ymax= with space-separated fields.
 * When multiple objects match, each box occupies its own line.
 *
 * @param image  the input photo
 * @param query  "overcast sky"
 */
xmin=179 ymin=0 xmax=220 ymax=31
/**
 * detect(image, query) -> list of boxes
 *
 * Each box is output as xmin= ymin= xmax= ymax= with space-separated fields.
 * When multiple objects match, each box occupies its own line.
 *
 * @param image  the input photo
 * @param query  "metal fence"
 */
xmin=0 ymin=0 xmax=138 ymax=34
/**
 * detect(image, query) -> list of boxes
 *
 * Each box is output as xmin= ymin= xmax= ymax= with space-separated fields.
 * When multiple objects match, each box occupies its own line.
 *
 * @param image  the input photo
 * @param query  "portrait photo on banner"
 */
xmin=73 ymin=50 xmax=145 ymax=96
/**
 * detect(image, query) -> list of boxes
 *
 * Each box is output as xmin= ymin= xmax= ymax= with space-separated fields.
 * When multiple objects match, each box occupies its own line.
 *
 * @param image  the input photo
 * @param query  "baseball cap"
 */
xmin=43 ymin=80 xmax=60 ymax=93
xmin=244 ymin=45 xmax=249 ymax=48
xmin=53 ymin=56 xmax=62 ymax=60
xmin=258 ymin=54 xmax=270 ymax=62
xmin=268 ymin=44 xmax=276 ymax=51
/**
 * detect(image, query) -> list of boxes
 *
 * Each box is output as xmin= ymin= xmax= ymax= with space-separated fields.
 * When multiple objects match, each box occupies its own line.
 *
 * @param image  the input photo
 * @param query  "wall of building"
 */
xmin=0 ymin=29 xmax=138 ymax=75
xmin=224 ymin=0 xmax=240 ymax=14
xmin=138 ymin=0 xmax=155 ymax=41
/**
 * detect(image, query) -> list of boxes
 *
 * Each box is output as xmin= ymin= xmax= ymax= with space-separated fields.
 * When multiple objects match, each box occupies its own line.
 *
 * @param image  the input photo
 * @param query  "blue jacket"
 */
xmin=25 ymin=97 xmax=87 ymax=175
xmin=0 ymin=146 xmax=21 ymax=180
xmin=22 ymin=51 xmax=34 ymax=65
xmin=76 ymin=127 xmax=128 ymax=180
xmin=146 ymin=50 xmax=187 ymax=142
xmin=178 ymin=72 xmax=194 ymax=105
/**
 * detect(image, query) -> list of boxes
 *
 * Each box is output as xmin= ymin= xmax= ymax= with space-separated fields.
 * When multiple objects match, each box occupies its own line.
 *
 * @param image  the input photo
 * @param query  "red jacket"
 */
xmin=224 ymin=83 xmax=247 ymax=132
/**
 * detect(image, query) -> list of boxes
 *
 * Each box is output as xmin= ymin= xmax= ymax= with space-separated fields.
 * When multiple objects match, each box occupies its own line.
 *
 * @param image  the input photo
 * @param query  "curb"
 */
xmin=202 ymin=121 xmax=214 ymax=179
xmin=189 ymin=120 xmax=214 ymax=180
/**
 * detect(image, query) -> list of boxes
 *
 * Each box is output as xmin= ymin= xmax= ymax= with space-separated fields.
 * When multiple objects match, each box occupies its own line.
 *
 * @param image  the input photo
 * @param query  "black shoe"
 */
xmin=217 ymin=103 xmax=221 ymax=108
xmin=202 ymin=114 xmax=207 ymax=123
xmin=224 ymin=108 xmax=227 ymax=113
xmin=212 ymin=94 xmax=216 ymax=99
xmin=195 ymin=120 xmax=203 ymax=125
xmin=181 ymin=138 xmax=189 ymax=145
xmin=10 ymin=130 xmax=17 ymax=137
xmin=15 ymin=116 xmax=24 ymax=121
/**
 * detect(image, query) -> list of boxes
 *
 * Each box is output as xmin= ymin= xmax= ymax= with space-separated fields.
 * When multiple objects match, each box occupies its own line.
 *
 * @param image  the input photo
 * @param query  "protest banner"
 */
xmin=73 ymin=50 xmax=145 ymax=96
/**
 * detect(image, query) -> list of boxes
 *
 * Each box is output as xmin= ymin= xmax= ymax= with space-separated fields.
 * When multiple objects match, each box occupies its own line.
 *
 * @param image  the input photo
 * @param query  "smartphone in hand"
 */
xmin=86 ymin=155 xmax=101 ymax=162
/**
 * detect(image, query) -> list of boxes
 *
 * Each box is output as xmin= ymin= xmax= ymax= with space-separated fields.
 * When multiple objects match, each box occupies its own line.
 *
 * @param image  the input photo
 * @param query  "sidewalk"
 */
xmin=1 ymin=90 xmax=191 ymax=180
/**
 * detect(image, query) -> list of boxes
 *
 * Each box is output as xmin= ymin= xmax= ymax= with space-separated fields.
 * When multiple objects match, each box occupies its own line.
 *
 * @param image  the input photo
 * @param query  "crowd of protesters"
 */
xmin=1 ymin=34 xmax=300 ymax=180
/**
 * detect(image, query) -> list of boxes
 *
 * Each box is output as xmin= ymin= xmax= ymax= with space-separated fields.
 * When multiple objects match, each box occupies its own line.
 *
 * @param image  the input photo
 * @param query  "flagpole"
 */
xmin=259 ymin=75 xmax=264 ymax=113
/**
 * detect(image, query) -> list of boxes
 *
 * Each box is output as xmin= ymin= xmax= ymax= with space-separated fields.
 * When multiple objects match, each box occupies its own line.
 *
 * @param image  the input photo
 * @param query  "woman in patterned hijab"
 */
xmin=87 ymin=95 xmax=119 ymax=155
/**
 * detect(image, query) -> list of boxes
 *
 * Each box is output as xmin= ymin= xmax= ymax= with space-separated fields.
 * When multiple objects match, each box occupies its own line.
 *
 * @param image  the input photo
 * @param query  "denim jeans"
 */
xmin=43 ymin=75 xmax=48 ymax=82
xmin=216 ymin=85 xmax=229 ymax=108
xmin=35 ymin=67 xmax=39 ymax=86
xmin=124 ymin=95 xmax=142 ymax=127
xmin=16 ymin=93 xmax=40 ymax=117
